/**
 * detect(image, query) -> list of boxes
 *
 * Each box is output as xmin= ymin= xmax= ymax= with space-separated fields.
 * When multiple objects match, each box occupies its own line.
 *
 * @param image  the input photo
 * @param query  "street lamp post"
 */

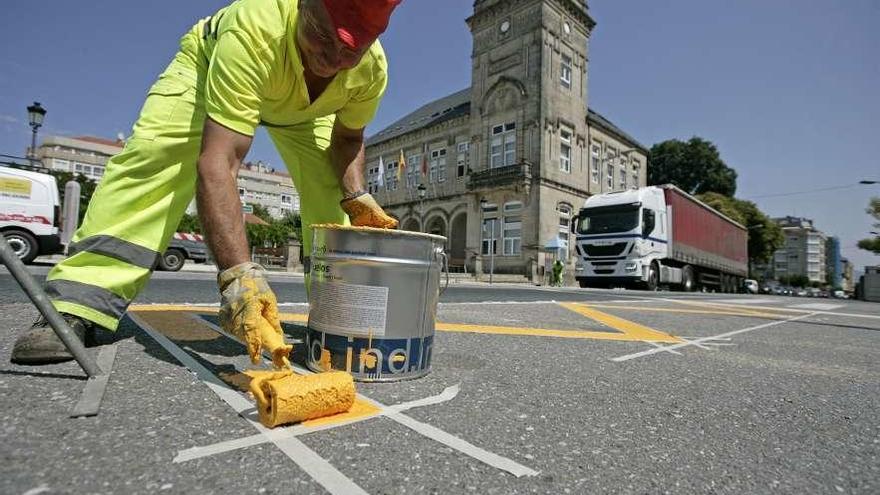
xmin=417 ymin=184 xmax=426 ymax=231
xmin=480 ymin=197 xmax=494 ymax=284
xmin=26 ymin=102 xmax=47 ymax=161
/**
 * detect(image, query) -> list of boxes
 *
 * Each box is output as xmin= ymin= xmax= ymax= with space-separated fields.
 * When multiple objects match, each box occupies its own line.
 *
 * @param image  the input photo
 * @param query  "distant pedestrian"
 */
xmin=551 ymin=259 xmax=564 ymax=287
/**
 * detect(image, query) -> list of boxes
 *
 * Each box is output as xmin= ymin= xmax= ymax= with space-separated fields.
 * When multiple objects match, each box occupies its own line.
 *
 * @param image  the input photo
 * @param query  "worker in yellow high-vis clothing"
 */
xmin=11 ymin=0 xmax=401 ymax=366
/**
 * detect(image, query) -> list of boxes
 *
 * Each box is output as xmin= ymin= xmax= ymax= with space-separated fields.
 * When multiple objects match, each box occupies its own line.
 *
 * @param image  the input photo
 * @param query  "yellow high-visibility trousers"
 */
xmin=46 ymin=59 xmax=346 ymax=330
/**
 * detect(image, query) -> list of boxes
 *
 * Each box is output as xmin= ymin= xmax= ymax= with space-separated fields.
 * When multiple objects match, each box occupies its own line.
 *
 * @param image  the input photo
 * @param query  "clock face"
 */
xmin=500 ymin=20 xmax=510 ymax=33
xmin=563 ymin=22 xmax=571 ymax=34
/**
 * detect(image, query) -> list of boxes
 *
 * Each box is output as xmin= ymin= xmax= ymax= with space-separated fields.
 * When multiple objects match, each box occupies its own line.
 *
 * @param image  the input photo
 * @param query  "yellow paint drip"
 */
xmin=391 ymin=355 xmax=406 ymax=363
xmin=247 ymin=370 xmax=356 ymax=428
xmin=318 ymin=348 xmax=332 ymax=371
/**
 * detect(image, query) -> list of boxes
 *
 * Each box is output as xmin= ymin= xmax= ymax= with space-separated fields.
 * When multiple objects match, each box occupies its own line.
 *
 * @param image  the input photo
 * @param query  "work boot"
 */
xmin=10 ymin=314 xmax=94 ymax=365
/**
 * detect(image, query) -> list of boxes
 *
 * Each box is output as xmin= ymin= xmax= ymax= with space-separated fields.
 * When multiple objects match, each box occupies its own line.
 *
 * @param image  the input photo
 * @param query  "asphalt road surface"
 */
xmin=2 ymin=267 xmax=879 ymax=494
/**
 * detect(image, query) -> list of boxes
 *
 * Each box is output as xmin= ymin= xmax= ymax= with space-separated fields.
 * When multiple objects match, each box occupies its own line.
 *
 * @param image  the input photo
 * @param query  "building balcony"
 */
xmin=468 ymin=162 xmax=532 ymax=190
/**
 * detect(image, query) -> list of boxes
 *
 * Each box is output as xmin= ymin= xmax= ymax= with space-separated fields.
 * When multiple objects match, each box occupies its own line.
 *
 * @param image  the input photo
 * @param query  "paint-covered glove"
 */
xmin=218 ymin=262 xmax=292 ymax=369
xmin=341 ymin=192 xmax=398 ymax=229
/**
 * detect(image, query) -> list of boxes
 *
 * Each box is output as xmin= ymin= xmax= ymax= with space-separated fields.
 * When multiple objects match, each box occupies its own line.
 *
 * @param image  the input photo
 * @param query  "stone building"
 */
xmin=235 ymin=160 xmax=300 ymax=219
xmin=365 ymin=0 xmax=647 ymax=275
xmin=36 ymin=135 xmax=124 ymax=181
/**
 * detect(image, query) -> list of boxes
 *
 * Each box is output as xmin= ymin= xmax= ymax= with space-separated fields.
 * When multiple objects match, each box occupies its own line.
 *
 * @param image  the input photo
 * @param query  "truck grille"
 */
xmin=583 ymin=242 xmax=629 ymax=257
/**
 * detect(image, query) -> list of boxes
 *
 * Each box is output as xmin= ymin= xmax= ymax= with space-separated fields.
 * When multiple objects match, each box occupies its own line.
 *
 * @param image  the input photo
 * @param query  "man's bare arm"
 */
xmin=329 ymin=119 xmax=367 ymax=195
xmin=197 ymin=118 xmax=253 ymax=270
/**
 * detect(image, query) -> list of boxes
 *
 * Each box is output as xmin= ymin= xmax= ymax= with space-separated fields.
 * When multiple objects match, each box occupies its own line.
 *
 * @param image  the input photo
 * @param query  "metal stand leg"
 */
xmin=1 ymin=234 xmax=116 ymax=417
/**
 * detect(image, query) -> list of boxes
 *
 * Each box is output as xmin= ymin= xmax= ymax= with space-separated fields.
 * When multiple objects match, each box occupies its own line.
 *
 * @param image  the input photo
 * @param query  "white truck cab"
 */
xmin=573 ymin=187 xmax=669 ymax=289
xmin=1 ymin=164 xmax=63 ymax=263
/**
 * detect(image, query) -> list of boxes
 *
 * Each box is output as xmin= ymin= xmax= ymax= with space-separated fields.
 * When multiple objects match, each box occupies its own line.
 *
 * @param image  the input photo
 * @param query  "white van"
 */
xmin=1 ymin=164 xmax=63 ymax=263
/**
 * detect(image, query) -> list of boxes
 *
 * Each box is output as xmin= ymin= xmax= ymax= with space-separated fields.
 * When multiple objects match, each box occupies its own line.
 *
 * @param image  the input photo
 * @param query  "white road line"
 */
xmin=175 ymin=385 xmax=462 ymax=464
xmin=611 ymin=312 xmax=818 ymax=362
xmin=788 ymin=303 xmax=844 ymax=311
xmin=708 ymin=298 xmax=776 ymax=305
xmin=128 ymin=313 xmax=369 ymax=495
xmin=190 ymin=314 xmax=539 ymax=478
xmin=645 ymin=341 xmax=682 ymax=355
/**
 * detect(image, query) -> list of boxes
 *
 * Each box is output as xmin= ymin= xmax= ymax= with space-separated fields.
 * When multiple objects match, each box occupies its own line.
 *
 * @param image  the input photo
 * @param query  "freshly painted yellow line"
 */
xmin=579 ymin=304 xmax=787 ymax=319
xmin=662 ymin=300 xmax=785 ymax=318
xmin=434 ymin=322 xmax=681 ymax=342
xmin=559 ymin=303 xmax=684 ymax=343
xmin=130 ymin=304 xmax=682 ymax=343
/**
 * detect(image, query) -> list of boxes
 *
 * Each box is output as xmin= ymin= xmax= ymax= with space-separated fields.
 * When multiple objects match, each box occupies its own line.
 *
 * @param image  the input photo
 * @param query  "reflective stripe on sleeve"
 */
xmin=45 ymin=279 xmax=129 ymax=320
xmin=69 ymin=235 xmax=160 ymax=269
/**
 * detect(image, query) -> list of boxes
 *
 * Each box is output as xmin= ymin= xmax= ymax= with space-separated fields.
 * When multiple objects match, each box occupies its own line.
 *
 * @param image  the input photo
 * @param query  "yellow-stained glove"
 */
xmin=218 ymin=262 xmax=292 ymax=369
xmin=340 ymin=192 xmax=398 ymax=229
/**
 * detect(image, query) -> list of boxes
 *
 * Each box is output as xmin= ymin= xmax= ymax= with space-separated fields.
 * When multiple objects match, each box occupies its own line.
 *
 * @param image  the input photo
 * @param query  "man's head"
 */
xmin=297 ymin=0 xmax=401 ymax=78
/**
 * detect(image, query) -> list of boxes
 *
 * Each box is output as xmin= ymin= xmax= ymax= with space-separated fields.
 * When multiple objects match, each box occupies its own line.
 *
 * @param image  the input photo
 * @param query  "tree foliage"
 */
xmin=176 ymin=205 xmax=301 ymax=250
xmin=648 ymin=137 xmax=738 ymax=196
xmin=697 ymin=192 xmax=784 ymax=267
xmin=857 ymin=197 xmax=880 ymax=255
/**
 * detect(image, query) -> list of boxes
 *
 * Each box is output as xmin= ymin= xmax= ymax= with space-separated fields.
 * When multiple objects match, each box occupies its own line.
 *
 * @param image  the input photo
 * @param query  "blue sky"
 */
xmin=1 ymin=0 xmax=877 ymax=269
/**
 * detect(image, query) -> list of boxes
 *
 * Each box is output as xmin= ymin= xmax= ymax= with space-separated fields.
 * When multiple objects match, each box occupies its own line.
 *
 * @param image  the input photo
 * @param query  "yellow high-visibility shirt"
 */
xmin=181 ymin=0 xmax=388 ymax=136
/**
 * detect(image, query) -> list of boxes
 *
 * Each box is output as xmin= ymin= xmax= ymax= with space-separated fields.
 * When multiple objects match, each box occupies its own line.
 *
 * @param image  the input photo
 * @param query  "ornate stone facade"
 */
xmin=365 ymin=0 xmax=648 ymax=277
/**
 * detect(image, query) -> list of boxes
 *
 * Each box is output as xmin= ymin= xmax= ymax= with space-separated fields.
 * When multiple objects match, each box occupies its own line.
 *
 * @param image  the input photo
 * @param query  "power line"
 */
xmin=747 ymin=183 xmax=866 ymax=199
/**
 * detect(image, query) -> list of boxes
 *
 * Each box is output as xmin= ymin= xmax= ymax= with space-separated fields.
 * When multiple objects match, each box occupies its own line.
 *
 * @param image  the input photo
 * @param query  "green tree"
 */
xmin=176 ymin=213 xmax=202 ymax=234
xmin=47 ymin=170 xmax=98 ymax=224
xmin=648 ymin=137 xmax=738 ymax=196
xmin=697 ymin=192 xmax=784 ymax=267
xmin=857 ymin=197 xmax=880 ymax=254
xmin=790 ymin=275 xmax=810 ymax=288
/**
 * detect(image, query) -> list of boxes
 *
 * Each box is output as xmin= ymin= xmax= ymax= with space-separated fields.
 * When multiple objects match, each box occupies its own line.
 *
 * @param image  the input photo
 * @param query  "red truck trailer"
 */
xmin=574 ymin=184 xmax=748 ymax=292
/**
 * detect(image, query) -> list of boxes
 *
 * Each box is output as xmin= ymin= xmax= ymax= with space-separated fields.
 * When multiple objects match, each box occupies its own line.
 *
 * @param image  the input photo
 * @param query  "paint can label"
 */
xmin=307 ymin=329 xmax=433 ymax=381
xmin=309 ymin=279 xmax=389 ymax=336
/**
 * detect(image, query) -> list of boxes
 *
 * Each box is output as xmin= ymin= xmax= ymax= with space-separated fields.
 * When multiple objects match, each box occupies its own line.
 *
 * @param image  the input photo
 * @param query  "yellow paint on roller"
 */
xmin=247 ymin=370 xmax=356 ymax=428
xmin=300 ymin=397 xmax=382 ymax=428
xmin=559 ymin=303 xmax=683 ymax=343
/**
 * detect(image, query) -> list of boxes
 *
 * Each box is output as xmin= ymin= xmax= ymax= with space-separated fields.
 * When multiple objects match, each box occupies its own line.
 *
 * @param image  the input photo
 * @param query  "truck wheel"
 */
xmin=3 ymin=230 xmax=39 ymax=264
xmin=157 ymin=248 xmax=185 ymax=272
xmin=645 ymin=262 xmax=660 ymax=291
xmin=681 ymin=265 xmax=695 ymax=292
xmin=578 ymin=279 xmax=589 ymax=288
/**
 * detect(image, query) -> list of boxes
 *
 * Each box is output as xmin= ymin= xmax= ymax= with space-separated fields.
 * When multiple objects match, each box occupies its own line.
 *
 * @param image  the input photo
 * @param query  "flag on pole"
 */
xmin=397 ymin=149 xmax=406 ymax=182
xmin=377 ymin=155 xmax=385 ymax=189
xmin=421 ymin=152 xmax=428 ymax=179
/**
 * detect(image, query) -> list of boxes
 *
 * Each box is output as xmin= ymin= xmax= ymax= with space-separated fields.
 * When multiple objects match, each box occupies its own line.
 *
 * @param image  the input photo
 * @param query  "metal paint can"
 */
xmin=306 ymin=224 xmax=447 ymax=382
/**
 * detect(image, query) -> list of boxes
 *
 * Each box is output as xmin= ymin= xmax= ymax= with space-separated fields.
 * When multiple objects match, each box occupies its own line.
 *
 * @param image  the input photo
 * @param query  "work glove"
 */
xmin=218 ymin=262 xmax=292 ymax=369
xmin=340 ymin=192 xmax=398 ymax=229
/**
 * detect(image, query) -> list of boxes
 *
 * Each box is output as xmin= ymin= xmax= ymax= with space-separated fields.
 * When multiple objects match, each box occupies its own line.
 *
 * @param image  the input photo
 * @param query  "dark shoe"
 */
xmin=10 ymin=314 xmax=94 ymax=365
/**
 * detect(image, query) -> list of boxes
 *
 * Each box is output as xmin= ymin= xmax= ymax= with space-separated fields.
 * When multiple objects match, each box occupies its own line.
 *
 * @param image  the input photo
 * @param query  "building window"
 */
xmin=590 ymin=143 xmax=600 ymax=184
xmin=503 ymin=201 xmax=522 ymax=255
xmin=619 ymin=163 xmax=627 ymax=189
xmin=52 ymin=159 xmax=70 ymax=171
xmin=429 ymin=149 xmax=446 ymax=183
xmin=559 ymin=128 xmax=572 ymax=173
xmin=631 ymin=161 xmax=640 ymax=188
xmin=606 ymin=163 xmax=614 ymax=189
xmin=456 ymin=141 xmax=469 ymax=178
xmin=481 ymin=202 xmax=499 ymax=256
xmin=281 ymin=194 xmax=292 ymax=204
xmin=407 ymin=154 xmax=420 ymax=188
xmin=385 ymin=160 xmax=398 ymax=190
xmin=557 ymin=203 xmax=572 ymax=260
xmin=490 ymin=122 xmax=516 ymax=168
xmin=92 ymin=166 xmax=104 ymax=178
xmin=560 ymin=54 xmax=572 ymax=89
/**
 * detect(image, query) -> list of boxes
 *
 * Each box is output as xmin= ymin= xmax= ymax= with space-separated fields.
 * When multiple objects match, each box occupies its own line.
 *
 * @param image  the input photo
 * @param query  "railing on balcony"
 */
xmin=468 ymin=162 xmax=532 ymax=189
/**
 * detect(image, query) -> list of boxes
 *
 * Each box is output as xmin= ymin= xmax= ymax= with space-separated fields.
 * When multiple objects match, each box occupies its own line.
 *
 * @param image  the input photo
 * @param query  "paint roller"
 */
xmin=248 ymin=370 xmax=356 ymax=428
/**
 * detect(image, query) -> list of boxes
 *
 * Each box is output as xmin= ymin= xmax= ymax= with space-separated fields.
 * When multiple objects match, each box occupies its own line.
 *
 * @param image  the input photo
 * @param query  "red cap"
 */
xmin=322 ymin=0 xmax=402 ymax=50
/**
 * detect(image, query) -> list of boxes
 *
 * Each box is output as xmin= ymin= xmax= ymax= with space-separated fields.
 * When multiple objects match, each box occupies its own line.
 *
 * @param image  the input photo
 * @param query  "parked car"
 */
xmin=744 ymin=279 xmax=759 ymax=294
xmin=794 ymin=288 xmax=809 ymax=297
xmin=156 ymin=232 xmax=210 ymax=271
xmin=1 ymin=164 xmax=63 ymax=263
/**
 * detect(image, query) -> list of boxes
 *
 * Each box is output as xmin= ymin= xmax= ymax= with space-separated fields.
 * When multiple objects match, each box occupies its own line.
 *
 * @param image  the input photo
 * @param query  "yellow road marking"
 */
xmin=559 ymin=303 xmax=683 ymax=343
xmin=660 ymin=300 xmax=787 ymax=318
xmin=130 ymin=305 xmax=680 ymax=343
xmin=578 ymin=303 xmax=787 ymax=319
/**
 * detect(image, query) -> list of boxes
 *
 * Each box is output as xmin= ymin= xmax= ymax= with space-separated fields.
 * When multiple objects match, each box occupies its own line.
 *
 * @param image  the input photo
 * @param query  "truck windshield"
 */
xmin=576 ymin=206 xmax=640 ymax=235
